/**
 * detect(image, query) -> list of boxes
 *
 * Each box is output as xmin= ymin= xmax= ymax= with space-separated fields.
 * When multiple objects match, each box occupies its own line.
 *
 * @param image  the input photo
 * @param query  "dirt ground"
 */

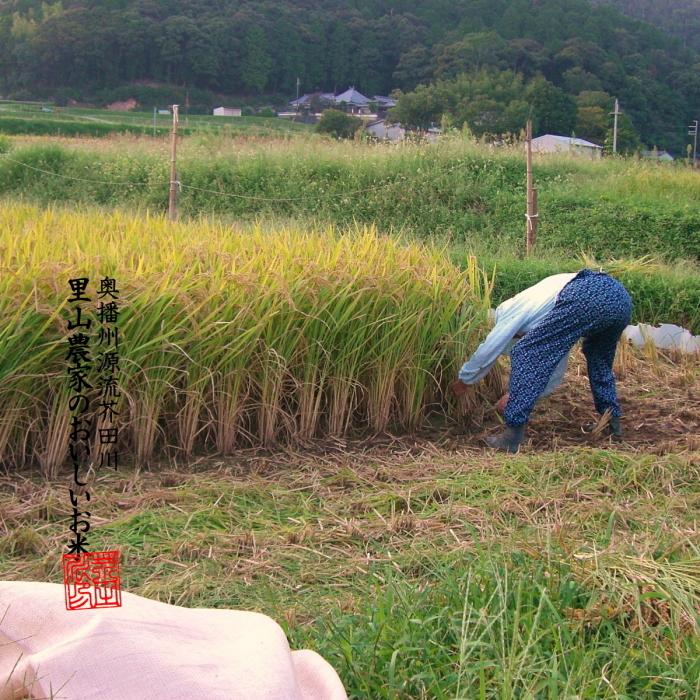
xmin=281 ymin=341 xmax=700 ymax=462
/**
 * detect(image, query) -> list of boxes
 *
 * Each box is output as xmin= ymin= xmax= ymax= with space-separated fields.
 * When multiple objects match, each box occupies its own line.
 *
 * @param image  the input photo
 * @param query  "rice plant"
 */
xmin=0 ymin=203 xmax=490 ymax=473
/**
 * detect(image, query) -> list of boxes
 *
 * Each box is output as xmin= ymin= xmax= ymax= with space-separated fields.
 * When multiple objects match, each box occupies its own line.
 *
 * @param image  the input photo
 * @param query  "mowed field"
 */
xmin=0 ymin=100 xmax=312 ymax=137
xmin=1 ymin=111 xmax=699 ymax=699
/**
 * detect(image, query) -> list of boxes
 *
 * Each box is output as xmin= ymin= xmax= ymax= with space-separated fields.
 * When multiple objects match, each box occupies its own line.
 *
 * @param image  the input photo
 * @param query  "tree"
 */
xmin=575 ymin=105 xmax=607 ymax=143
xmin=604 ymin=113 xmax=641 ymax=154
xmin=240 ymin=25 xmax=272 ymax=94
xmin=354 ymin=25 xmax=384 ymax=95
xmin=268 ymin=12 xmax=305 ymax=94
xmin=392 ymin=46 xmax=433 ymax=91
xmin=389 ymin=83 xmax=447 ymax=130
xmin=434 ymin=32 xmax=507 ymax=80
xmin=316 ymin=109 xmax=363 ymax=139
xmin=525 ymin=77 xmax=577 ymax=135
xmin=158 ymin=15 xmax=198 ymax=84
xmin=576 ymin=90 xmax=612 ymax=110
xmin=502 ymin=38 xmax=549 ymax=79
xmin=391 ymin=69 xmax=530 ymax=136
xmin=327 ymin=21 xmax=354 ymax=90
xmin=562 ymin=67 xmax=603 ymax=94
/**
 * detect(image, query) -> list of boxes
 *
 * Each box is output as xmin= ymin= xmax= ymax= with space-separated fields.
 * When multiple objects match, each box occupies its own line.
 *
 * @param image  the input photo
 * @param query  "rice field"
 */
xmin=0 ymin=101 xmax=312 ymax=138
xmin=0 ymin=202 xmax=496 ymax=474
xmin=1 ymin=123 xmax=699 ymax=699
xmin=2 ymin=344 xmax=699 ymax=698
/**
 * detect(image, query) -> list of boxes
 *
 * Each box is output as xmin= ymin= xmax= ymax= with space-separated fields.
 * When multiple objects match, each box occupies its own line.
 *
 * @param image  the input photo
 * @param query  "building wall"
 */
xmin=531 ymin=135 xmax=601 ymax=159
xmin=213 ymin=107 xmax=242 ymax=117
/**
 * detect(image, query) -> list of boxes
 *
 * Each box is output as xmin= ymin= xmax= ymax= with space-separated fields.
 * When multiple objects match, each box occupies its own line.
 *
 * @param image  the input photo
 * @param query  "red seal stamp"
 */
xmin=62 ymin=550 xmax=122 ymax=610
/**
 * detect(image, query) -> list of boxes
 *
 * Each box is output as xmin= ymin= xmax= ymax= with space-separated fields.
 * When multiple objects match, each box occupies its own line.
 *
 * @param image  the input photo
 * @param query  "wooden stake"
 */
xmin=525 ymin=120 xmax=536 ymax=255
xmin=532 ymin=187 xmax=538 ymax=249
xmin=168 ymin=104 xmax=179 ymax=222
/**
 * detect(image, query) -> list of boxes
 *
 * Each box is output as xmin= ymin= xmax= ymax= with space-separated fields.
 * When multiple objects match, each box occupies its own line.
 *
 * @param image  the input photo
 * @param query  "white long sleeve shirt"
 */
xmin=458 ymin=272 xmax=578 ymax=395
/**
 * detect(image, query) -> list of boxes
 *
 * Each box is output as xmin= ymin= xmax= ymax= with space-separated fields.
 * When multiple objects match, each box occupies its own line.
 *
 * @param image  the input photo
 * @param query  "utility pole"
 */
xmin=153 ymin=106 xmax=156 ymax=137
xmin=525 ymin=120 xmax=538 ymax=256
xmin=689 ymin=119 xmax=698 ymax=168
xmin=168 ymin=105 xmax=179 ymax=222
xmin=610 ymin=98 xmax=621 ymax=155
xmin=296 ymin=77 xmax=300 ymax=114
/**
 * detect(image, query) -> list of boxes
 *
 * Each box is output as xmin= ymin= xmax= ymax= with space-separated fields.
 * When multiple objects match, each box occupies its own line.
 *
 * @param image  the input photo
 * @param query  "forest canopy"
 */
xmin=0 ymin=0 xmax=698 ymax=152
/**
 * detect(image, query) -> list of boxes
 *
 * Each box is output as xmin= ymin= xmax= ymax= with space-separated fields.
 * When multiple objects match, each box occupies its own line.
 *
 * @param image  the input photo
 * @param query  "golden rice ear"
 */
xmin=613 ymin=335 xmax=632 ymax=378
xmin=1 ymin=203 xmax=491 ymax=468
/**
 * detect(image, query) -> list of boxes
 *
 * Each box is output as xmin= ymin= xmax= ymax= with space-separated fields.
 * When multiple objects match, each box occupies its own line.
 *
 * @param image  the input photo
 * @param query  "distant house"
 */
xmin=642 ymin=149 xmax=674 ymax=162
xmin=373 ymin=95 xmax=396 ymax=109
xmin=366 ymin=120 xmax=405 ymax=141
xmin=213 ymin=106 xmax=241 ymax=117
xmin=289 ymin=92 xmax=335 ymax=109
xmin=287 ymin=87 xmax=395 ymax=117
xmin=531 ymin=134 xmax=603 ymax=159
xmin=333 ymin=87 xmax=373 ymax=114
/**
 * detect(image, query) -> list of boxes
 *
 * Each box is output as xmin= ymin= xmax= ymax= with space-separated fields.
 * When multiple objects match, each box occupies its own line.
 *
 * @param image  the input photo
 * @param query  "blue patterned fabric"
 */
xmin=503 ymin=269 xmax=633 ymax=427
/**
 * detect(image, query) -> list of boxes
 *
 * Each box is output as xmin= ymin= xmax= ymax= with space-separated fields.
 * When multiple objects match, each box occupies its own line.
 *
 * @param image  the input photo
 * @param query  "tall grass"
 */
xmin=0 ymin=203 xmax=490 ymax=473
xmin=0 ymin=134 xmax=698 ymax=261
xmin=460 ymin=252 xmax=700 ymax=333
xmin=304 ymin=552 xmax=700 ymax=699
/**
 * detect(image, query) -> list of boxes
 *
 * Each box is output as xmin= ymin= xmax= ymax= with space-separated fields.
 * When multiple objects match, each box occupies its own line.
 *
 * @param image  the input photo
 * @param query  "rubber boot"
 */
xmin=609 ymin=416 xmax=622 ymax=439
xmin=583 ymin=415 xmax=623 ymax=439
xmin=485 ymin=424 xmax=525 ymax=453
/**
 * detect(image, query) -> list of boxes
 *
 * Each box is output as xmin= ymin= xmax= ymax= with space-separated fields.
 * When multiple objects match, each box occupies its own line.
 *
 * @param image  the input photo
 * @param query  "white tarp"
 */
xmin=622 ymin=323 xmax=700 ymax=354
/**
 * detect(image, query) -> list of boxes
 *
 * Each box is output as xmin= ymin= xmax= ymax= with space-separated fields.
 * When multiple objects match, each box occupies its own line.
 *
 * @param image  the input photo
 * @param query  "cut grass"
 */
xmin=1 ymin=442 xmax=698 ymax=698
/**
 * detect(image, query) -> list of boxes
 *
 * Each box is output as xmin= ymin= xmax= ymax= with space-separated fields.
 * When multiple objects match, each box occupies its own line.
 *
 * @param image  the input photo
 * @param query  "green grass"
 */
xmin=0 ymin=134 xmax=697 ymax=263
xmin=0 ymin=103 xmax=312 ymax=138
xmin=2 ymin=446 xmax=698 ymax=698
xmin=449 ymin=251 xmax=700 ymax=334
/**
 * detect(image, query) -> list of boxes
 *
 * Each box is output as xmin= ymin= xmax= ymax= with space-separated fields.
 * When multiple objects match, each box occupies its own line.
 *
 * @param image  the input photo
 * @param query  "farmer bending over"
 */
xmin=451 ymin=268 xmax=632 ymax=453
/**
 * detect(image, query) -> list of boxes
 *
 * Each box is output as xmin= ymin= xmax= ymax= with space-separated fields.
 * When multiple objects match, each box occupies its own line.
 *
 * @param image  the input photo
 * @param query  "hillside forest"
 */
xmin=0 ymin=0 xmax=699 ymax=152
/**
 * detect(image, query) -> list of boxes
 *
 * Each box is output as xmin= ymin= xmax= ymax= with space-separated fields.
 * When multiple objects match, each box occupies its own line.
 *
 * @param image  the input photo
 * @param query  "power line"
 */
xmin=179 ymin=178 xmax=407 ymax=202
xmin=0 ymin=152 xmax=154 ymax=187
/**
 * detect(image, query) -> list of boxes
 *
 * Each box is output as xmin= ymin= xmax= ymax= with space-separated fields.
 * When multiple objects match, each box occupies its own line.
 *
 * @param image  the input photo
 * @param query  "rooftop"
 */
xmin=534 ymin=134 xmax=603 ymax=149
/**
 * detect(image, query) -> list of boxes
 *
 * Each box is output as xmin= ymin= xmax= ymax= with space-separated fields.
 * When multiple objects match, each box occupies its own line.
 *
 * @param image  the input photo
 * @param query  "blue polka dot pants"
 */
xmin=504 ymin=270 xmax=633 ymax=427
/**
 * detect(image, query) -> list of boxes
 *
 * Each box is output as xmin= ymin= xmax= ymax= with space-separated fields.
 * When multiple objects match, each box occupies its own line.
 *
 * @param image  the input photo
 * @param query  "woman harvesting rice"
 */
xmin=451 ymin=268 xmax=633 ymax=452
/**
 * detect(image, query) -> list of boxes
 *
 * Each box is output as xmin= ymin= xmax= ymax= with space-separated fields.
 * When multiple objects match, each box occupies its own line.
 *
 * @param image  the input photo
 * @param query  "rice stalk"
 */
xmin=0 ymin=203 xmax=490 ymax=467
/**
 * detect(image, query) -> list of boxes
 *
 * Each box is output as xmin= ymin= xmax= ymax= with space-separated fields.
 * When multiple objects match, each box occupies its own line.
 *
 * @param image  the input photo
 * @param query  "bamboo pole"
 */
xmin=525 ymin=120 xmax=536 ymax=255
xmin=168 ymin=105 xmax=179 ymax=222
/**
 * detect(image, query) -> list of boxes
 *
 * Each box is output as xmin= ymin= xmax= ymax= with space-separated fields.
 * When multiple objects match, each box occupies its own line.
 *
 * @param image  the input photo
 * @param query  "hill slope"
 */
xmin=594 ymin=0 xmax=700 ymax=53
xmin=0 ymin=0 xmax=698 ymax=150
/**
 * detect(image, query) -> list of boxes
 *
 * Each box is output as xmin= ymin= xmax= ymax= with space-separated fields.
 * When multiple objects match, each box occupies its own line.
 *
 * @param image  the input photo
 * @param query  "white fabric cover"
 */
xmin=0 ymin=581 xmax=347 ymax=700
xmin=623 ymin=323 xmax=700 ymax=354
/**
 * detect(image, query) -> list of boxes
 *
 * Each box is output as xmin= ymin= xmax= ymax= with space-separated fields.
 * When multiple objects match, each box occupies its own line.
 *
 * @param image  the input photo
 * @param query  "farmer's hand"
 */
xmin=450 ymin=379 xmax=470 ymax=397
xmin=495 ymin=393 xmax=510 ymax=414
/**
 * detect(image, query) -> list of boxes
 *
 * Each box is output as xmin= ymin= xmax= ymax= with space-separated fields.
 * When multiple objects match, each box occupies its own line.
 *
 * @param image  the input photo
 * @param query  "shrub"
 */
xmin=316 ymin=109 xmax=363 ymax=139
